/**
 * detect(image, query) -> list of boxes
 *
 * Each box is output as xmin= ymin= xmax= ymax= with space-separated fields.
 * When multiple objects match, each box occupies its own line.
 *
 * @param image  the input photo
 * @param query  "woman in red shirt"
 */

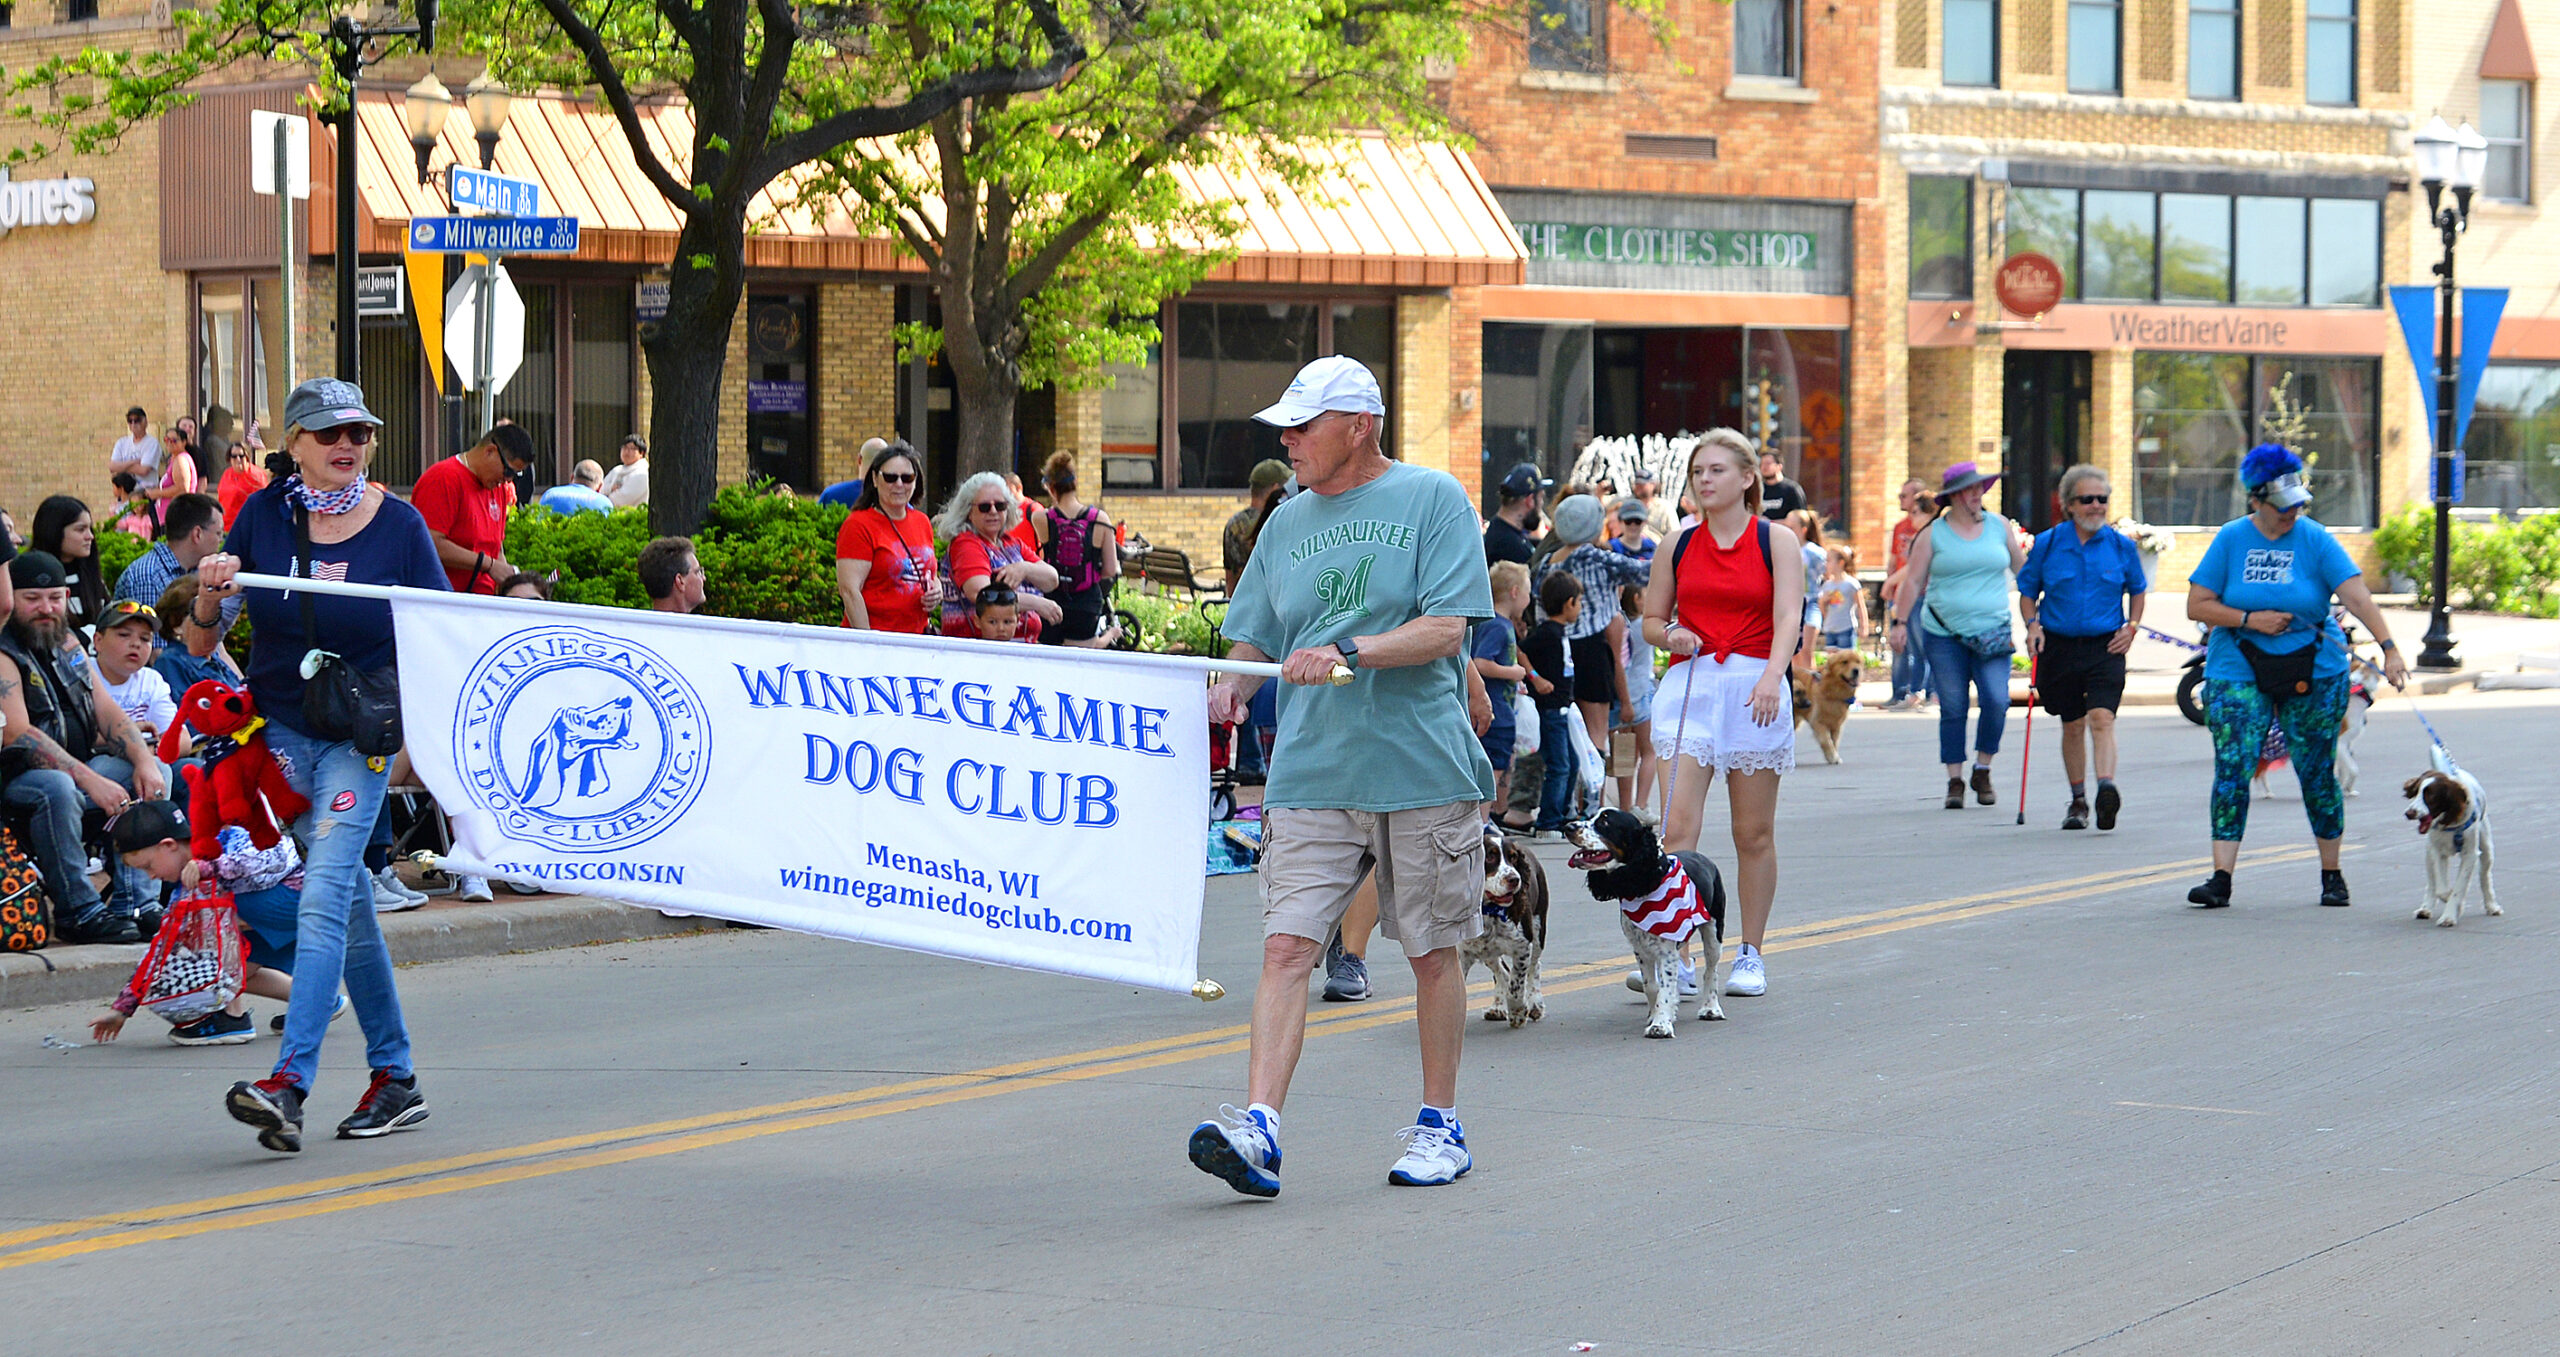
xmin=834 ymin=441 xmax=940 ymax=632
xmin=933 ymin=471 xmax=1061 ymax=641
xmin=1638 ymin=428 xmax=1805 ymax=1000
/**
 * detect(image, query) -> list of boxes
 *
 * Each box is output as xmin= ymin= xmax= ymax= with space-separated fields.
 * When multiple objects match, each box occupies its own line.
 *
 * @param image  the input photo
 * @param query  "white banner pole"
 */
xmin=225 ymin=571 xmax=1284 ymax=679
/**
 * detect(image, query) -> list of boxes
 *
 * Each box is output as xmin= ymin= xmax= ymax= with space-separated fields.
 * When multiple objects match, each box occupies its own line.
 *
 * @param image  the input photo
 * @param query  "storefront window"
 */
xmin=2006 ymin=187 xmax=2080 ymax=299
xmin=194 ymin=274 xmax=296 ymax=450
xmin=1745 ymin=328 xmax=1847 ymax=528
xmin=2462 ymin=364 xmax=2560 ymax=511
xmin=360 ymin=320 xmax=424 ymax=486
xmin=2080 ymin=190 xmax=2154 ymax=301
xmin=2131 ymin=352 xmax=2379 ymax=528
xmin=1331 ymin=302 xmax=1396 ymax=454
xmin=197 ymin=280 xmax=244 ymax=433
xmin=1177 ymin=303 xmax=1317 ymax=489
xmin=250 ymin=277 xmax=287 ymax=436
xmin=571 ymin=285 xmax=635 ymax=474
xmin=1098 ymin=347 xmax=1164 ymax=490
xmin=743 ymin=293 xmax=811 ymax=490
xmin=1909 ymin=177 xmax=1973 ymax=299
xmin=489 ymin=282 xmax=559 ymax=486
xmin=1481 ymin=322 xmax=1594 ymax=507
xmin=2233 ymin=197 xmax=2307 ymax=305
xmin=2159 ymin=194 xmax=2232 ymax=303
xmin=2308 ymin=199 xmax=2380 ymax=306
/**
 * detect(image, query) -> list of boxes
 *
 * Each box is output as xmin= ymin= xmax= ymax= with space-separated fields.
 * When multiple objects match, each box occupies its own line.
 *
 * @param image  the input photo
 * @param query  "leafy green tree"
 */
xmin=805 ymin=0 xmax=1473 ymax=482
xmin=5 ymin=0 xmax=1085 ymax=535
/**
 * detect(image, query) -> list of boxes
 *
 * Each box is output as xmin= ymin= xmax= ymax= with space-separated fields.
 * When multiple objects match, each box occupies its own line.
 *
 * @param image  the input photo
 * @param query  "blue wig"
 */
xmin=2239 ymin=442 xmax=2302 ymax=489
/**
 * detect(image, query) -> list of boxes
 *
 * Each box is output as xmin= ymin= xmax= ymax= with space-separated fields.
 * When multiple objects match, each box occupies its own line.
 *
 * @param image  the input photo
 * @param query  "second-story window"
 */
xmin=2483 ymin=80 xmax=2532 ymax=202
xmin=2306 ymin=0 xmax=2357 ymax=105
xmin=1529 ymin=0 xmax=1607 ymax=72
xmin=2189 ymin=0 xmax=2241 ymax=99
xmin=66 ymin=0 xmax=98 ymax=17
xmin=1735 ymin=0 xmax=1802 ymax=81
xmin=1945 ymin=0 xmax=2000 ymax=86
xmin=2069 ymin=0 xmax=2122 ymax=93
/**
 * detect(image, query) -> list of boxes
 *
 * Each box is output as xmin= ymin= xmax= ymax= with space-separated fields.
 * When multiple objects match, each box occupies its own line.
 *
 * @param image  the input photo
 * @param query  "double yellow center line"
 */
xmin=0 ymin=845 xmax=2311 ymax=1270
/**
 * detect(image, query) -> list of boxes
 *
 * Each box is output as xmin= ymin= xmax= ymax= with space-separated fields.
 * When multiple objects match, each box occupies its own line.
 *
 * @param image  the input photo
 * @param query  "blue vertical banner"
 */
xmin=2387 ymin=285 xmax=2508 ymax=503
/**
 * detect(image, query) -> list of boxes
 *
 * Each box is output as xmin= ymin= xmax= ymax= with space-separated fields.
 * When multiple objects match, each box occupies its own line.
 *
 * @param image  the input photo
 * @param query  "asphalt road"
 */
xmin=5 ymin=691 xmax=2557 ymax=1355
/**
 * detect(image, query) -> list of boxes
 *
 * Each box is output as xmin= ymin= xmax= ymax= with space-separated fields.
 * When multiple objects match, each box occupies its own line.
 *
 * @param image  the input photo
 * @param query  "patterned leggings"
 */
xmin=2203 ymin=674 xmax=2350 ymax=843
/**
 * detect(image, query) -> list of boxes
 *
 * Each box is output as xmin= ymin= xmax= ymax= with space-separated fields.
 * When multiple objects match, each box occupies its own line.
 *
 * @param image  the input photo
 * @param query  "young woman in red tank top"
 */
xmin=1637 ymin=429 xmax=1805 ymax=1001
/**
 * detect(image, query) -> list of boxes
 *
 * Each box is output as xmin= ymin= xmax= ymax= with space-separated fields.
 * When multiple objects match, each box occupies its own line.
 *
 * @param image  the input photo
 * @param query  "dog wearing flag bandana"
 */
xmin=1568 ymin=808 xmax=1729 ymax=1037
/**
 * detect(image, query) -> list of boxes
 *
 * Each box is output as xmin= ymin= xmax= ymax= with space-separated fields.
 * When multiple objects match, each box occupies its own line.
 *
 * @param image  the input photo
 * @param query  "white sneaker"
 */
xmin=1625 ymin=969 xmax=1647 ymax=992
xmin=1724 ymin=945 xmax=1767 ymax=997
xmin=372 ymin=871 xmax=424 ymax=913
xmin=1388 ymin=1111 xmax=1471 ymax=1186
xmin=456 ymin=875 xmax=495 ymax=903
xmin=382 ymin=866 xmax=429 ymax=903
xmin=1677 ymin=961 xmax=1701 ymax=997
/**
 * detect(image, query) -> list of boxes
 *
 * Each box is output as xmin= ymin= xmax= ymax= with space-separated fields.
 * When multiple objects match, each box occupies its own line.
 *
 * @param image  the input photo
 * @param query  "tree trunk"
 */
xmin=951 ymin=352 xmax=1022 ymax=486
xmin=641 ymin=213 xmax=749 ymax=538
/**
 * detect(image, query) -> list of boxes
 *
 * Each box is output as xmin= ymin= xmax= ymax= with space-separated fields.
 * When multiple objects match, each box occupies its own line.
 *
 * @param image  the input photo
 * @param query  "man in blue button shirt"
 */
xmin=2017 ymin=464 xmax=2148 ymax=831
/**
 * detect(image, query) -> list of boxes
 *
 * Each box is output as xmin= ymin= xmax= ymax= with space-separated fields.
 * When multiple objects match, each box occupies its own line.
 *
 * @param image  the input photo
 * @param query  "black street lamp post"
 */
xmin=320 ymin=5 xmax=438 ymax=380
xmin=2412 ymin=116 xmax=2488 ymax=672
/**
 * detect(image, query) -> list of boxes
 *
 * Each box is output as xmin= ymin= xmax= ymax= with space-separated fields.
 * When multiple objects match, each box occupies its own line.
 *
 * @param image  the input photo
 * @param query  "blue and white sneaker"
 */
xmin=1677 ymin=961 xmax=1701 ymax=997
xmin=1725 ymin=944 xmax=1767 ymax=996
xmin=1388 ymin=1108 xmax=1472 ymax=1186
xmin=1188 ymin=1104 xmax=1281 ymax=1198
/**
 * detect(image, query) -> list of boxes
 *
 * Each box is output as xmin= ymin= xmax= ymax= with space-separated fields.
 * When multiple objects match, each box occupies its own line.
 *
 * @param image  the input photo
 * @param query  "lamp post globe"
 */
xmin=401 ymin=72 xmax=453 ymax=186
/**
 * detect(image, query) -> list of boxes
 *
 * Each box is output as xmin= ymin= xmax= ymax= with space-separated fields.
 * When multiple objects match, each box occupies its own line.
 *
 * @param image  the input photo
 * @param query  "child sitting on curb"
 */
xmin=90 ymin=800 xmax=343 ymax=1047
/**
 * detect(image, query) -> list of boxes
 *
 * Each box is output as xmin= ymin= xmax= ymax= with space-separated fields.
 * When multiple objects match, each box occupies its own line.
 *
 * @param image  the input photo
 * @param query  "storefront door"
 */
xmin=745 ymin=292 xmax=813 ymax=488
xmin=2001 ymin=350 xmax=2090 ymax=532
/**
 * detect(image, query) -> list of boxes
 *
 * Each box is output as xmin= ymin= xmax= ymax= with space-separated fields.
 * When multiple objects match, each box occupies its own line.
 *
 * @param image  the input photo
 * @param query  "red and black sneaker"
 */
xmin=337 ymin=1069 xmax=429 ymax=1139
xmin=226 ymin=1074 xmax=305 ymax=1153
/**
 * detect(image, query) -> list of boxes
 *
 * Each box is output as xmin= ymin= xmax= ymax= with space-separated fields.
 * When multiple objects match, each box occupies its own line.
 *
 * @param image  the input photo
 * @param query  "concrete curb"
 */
xmin=0 ymin=897 xmax=714 ymax=1014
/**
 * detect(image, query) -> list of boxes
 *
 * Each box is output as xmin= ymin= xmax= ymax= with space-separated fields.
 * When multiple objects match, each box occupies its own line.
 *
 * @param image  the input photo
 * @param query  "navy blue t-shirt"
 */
xmin=1471 ymin=615 xmax=1519 ymax=740
xmin=227 ymin=482 xmax=449 ymax=734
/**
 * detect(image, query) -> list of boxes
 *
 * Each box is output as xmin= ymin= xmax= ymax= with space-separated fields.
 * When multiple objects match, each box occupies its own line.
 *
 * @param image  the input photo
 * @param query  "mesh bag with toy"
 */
xmin=131 ymin=887 xmax=247 ymax=1025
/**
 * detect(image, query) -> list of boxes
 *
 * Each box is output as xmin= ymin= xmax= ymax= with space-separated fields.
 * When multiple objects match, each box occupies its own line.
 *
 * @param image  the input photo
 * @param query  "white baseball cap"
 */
xmin=1252 ymin=355 xmax=1386 ymax=427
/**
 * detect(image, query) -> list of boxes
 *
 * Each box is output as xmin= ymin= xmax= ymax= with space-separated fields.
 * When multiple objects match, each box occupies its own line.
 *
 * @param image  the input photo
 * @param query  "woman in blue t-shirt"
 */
xmin=2182 ymin=444 xmax=2406 ymax=910
xmin=187 ymin=377 xmax=450 ymax=1154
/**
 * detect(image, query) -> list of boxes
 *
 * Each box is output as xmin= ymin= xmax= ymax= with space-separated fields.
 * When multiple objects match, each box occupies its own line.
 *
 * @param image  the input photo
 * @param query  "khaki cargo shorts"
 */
xmin=1260 ymin=801 xmax=1486 ymax=959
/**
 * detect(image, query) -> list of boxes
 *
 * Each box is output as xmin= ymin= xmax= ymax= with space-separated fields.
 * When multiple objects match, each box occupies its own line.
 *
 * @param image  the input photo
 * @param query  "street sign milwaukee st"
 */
xmin=409 ymin=215 xmax=579 ymax=255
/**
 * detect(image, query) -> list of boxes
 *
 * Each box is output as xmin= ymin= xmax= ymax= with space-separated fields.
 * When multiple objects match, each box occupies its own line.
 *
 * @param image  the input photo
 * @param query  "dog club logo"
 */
xmin=453 ymin=626 xmax=711 ymax=853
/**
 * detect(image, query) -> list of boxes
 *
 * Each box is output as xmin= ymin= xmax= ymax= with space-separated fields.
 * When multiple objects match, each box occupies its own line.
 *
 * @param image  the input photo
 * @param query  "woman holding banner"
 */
xmin=189 ymin=377 xmax=446 ymax=1155
xmin=835 ymin=440 xmax=940 ymax=633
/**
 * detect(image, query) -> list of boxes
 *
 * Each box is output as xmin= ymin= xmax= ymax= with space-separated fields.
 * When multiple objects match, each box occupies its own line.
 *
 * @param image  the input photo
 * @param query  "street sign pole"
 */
xmin=275 ymin=119 xmax=296 ymax=394
xmin=475 ymin=259 xmax=497 ymax=433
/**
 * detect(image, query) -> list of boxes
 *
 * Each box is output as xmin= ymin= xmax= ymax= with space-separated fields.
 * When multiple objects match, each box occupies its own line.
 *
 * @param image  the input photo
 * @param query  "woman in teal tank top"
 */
xmin=1887 ymin=462 xmax=2027 ymax=809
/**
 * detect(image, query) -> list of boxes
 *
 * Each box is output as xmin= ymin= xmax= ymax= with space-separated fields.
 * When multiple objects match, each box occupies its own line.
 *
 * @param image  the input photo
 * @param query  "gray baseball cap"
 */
xmin=281 ymin=378 xmax=383 ymax=433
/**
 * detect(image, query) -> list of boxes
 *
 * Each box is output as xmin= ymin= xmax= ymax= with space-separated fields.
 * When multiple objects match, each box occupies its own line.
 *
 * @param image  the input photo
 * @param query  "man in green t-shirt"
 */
xmin=1184 ymin=357 xmax=1494 ymax=1198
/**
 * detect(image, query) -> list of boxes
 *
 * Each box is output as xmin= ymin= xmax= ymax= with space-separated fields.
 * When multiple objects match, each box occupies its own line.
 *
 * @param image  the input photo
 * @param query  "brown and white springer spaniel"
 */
xmin=2403 ymin=749 xmax=2500 ymax=928
xmin=1464 ymin=824 xmax=1549 ymax=1028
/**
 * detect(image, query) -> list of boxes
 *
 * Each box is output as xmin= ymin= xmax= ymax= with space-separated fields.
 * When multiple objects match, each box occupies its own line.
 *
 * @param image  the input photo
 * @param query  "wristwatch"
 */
xmin=1335 ymin=635 xmax=1362 ymax=669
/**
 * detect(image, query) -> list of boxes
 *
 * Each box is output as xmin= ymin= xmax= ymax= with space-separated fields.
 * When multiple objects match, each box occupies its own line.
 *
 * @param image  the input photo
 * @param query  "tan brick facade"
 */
xmin=815 ymin=282 xmax=896 ymax=487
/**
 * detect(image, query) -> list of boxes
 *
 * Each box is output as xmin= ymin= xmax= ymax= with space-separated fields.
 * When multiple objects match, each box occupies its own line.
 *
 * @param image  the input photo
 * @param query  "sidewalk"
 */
xmin=1 ymin=890 xmax=715 ymax=1014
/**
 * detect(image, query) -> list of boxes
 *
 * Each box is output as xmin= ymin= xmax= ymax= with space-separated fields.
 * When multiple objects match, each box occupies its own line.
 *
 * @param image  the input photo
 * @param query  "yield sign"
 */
xmin=444 ymin=262 xmax=526 ymax=394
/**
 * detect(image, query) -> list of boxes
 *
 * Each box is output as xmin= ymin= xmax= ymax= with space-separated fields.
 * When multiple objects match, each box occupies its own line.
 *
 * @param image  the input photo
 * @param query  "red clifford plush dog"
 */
xmin=156 ymin=679 xmax=310 ymax=861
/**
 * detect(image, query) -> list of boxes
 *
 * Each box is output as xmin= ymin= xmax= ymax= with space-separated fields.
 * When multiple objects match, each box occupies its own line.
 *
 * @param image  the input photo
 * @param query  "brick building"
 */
xmin=1449 ymin=0 xmax=1892 ymax=555
xmin=1883 ymin=0 xmax=2420 ymax=573
xmin=2410 ymin=0 xmax=2560 ymax=514
xmin=0 ymin=14 xmax=1523 ymax=568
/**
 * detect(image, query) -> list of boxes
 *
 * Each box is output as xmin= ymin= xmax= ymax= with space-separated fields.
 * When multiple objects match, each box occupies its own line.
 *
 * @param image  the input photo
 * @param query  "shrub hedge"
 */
xmin=2372 ymin=505 xmax=2560 ymax=618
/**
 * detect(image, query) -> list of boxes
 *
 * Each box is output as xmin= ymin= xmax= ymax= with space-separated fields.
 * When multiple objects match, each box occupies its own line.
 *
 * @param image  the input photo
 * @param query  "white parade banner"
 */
xmin=375 ymin=588 xmax=1220 ymax=994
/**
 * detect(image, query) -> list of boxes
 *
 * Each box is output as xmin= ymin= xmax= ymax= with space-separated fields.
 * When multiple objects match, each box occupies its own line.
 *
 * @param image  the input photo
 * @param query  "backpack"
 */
xmin=1043 ymin=506 xmax=1110 ymax=595
xmin=0 ymin=827 xmax=47 ymax=952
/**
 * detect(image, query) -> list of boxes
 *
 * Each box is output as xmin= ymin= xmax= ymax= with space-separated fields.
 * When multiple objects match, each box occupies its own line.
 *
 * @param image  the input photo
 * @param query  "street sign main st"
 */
xmin=408 ymin=215 xmax=580 ymax=255
xmin=448 ymin=167 xmax=541 ymax=218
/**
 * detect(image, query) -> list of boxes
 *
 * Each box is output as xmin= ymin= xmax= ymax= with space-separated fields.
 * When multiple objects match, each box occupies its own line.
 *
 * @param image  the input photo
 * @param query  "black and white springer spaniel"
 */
xmin=1463 ymin=824 xmax=1549 ymax=1027
xmin=1567 ymin=809 xmax=1730 ymax=1038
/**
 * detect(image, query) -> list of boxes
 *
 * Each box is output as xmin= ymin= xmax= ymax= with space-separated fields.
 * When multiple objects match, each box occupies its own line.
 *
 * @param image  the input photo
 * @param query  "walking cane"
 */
xmin=2015 ymin=649 xmax=2039 ymax=827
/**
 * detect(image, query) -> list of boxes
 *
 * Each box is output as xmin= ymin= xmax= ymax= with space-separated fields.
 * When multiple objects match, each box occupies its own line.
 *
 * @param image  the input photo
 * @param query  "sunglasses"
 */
xmin=99 ymin=600 xmax=158 ymax=626
xmin=973 ymin=501 xmax=1008 ymax=513
xmin=309 ymin=425 xmax=376 ymax=447
xmin=877 ymin=471 xmax=916 ymax=484
xmin=2070 ymin=494 xmax=2110 ymax=506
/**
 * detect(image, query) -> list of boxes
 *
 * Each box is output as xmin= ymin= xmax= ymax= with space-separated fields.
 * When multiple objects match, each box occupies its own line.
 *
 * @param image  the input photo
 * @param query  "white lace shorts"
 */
xmin=1649 ymin=653 xmax=1795 ymax=775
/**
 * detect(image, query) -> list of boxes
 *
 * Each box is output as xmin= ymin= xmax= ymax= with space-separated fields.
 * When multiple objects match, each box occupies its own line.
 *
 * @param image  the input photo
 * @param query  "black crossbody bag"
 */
xmin=294 ymin=505 xmax=405 ymax=756
xmin=2233 ymin=630 xmax=2318 ymax=701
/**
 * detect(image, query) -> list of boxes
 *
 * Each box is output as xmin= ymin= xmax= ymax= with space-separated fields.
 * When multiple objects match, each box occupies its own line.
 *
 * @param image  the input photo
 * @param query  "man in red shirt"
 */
xmin=413 ymin=424 xmax=535 ymax=594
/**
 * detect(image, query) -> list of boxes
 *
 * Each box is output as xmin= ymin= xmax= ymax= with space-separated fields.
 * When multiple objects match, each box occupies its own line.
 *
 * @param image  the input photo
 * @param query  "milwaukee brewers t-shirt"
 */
xmin=2188 ymin=514 xmax=2361 ymax=683
xmin=1220 ymin=461 xmax=1495 ymax=813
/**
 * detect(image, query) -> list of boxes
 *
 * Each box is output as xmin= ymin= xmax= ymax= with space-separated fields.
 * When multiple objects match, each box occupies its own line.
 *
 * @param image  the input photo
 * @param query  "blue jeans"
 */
xmin=1922 ymin=628 xmax=2012 ymax=766
xmin=1535 ymin=708 xmax=1580 ymax=830
xmin=1891 ymin=634 xmax=1933 ymax=702
xmin=4 ymin=753 xmax=149 ymax=922
xmin=1235 ymin=681 xmax=1275 ymax=778
xmin=265 ymin=723 xmax=412 ymax=1091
